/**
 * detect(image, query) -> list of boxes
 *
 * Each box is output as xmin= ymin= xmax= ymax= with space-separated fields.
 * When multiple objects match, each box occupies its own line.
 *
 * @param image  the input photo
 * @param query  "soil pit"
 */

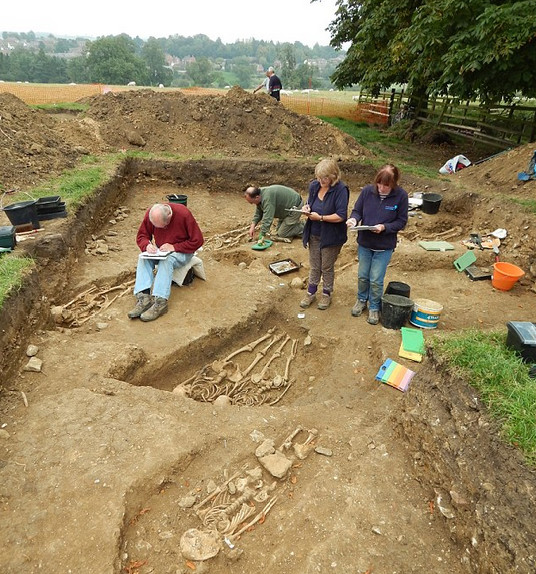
xmin=1 ymin=159 xmax=536 ymax=574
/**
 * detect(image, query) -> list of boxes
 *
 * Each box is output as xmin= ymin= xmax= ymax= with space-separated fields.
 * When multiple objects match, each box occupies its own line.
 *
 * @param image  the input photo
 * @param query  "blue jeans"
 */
xmin=357 ymin=245 xmax=393 ymax=311
xmin=134 ymin=252 xmax=193 ymax=300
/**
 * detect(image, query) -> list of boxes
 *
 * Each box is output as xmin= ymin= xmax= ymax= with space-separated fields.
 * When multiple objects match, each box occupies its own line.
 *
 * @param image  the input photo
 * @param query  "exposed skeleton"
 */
xmin=174 ymin=329 xmax=298 ymax=406
xmin=57 ymin=279 xmax=135 ymax=327
xmin=203 ymin=226 xmax=249 ymax=252
xmin=180 ymin=428 xmax=320 ymax=556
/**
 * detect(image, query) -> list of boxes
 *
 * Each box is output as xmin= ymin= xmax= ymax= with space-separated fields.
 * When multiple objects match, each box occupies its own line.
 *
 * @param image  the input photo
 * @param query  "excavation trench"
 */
xmin=1 ymin=159 xmax=535 ymax=574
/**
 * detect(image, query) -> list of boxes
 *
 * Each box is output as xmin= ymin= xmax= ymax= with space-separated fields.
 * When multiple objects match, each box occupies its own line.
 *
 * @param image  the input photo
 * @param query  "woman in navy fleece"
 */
xmin=300 ymin=158 xmax=350 ymax=310
xmin=346 ymin=164 xmax=408 ymax=325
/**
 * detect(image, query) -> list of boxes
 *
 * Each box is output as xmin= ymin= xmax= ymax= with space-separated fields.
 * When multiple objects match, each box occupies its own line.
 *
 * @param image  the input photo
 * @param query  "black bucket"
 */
xmin=421 ymin=193 xmax=442 ymax=215
xmin=385 ymin=281 xmax=411 ymax=299
xmin=2 ymin=200 xmax=40 ymax=229
xmin=381 ymin=294 xmax=414 ymax=329
xmin=166 ymin=194 xmax=188 ymax=206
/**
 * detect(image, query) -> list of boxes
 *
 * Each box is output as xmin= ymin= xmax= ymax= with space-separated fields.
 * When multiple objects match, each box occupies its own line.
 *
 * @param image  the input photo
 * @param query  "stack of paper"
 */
xmin=375 ymin=358 xmax=416 ymax=392
xmin=399 ymin=327 xmax=425 ymax=362
xmin=140 ymin=249 xmax=171 ymax=260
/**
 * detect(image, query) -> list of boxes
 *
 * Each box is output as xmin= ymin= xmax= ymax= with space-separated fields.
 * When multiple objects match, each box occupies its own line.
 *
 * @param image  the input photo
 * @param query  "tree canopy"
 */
xmin=86 ymin=35 xmax=149 ymax=85
xmin=327 ymin=0 xmax=536 ymax=101
xmin=0 ymin=30 xmax=344 ymax=89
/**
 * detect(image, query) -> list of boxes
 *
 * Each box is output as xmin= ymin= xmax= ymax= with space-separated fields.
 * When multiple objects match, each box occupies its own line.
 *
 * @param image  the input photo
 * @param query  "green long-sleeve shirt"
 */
xmin=252 ymin=185 xmax=302 ymax=236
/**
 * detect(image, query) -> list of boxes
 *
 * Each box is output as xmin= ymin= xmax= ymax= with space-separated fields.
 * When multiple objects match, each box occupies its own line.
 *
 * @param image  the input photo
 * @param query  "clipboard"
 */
xmin=285 ymin=207 xmax=307 ymax=213
xmin=349 ymin=225 xmax=376 ymax=231
xmin=140 ymin=250 xmax=171 ymax=260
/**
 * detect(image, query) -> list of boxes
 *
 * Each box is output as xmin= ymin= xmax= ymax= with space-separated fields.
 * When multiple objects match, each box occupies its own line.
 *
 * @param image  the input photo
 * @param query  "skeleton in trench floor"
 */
xmin=56 ymin=279 xmax=135 ymax=327
xmin=184 ymin=426 xmax=318 ymax=549
xmin=203 ymin=226 xmax=250 ymax=252
xmin=175 ymin=328 xmax=298 ymax=405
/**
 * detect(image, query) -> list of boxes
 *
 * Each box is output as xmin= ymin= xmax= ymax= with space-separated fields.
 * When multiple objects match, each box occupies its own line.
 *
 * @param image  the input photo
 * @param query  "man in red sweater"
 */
xmin=128 ymin=203 xmax=204 ymax=321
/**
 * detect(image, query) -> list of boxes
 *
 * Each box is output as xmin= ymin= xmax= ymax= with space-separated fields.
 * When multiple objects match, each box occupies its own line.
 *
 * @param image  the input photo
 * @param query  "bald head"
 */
xmin=149 ymin=203 xmax=173 ymax=228
xmin=244 ymin=186 xmax=261 ymax=205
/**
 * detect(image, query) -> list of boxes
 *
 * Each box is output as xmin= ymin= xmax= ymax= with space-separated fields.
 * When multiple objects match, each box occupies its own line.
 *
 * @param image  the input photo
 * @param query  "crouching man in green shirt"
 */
xmin=244 ymin=184 xmax=305 ymax=242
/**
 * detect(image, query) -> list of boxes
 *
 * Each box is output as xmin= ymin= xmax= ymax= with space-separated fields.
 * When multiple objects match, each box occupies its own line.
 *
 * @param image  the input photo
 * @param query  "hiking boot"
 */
xmin=140 ymin=297 xmax=168 ymax=322
xmin=317 ymin=293 xmax=331 ymax=310
xmin=127 ymin=293 xmax=153 ymax=319
xmin=300 ymin=292 xmax=316 ymax=308
xmin=351 ymin=299 xmax=367 ymax=317
xmin=367 ymin=309 xmax=380 ymax=325
xmin=271 ymin=235 xmax=292 ymax=243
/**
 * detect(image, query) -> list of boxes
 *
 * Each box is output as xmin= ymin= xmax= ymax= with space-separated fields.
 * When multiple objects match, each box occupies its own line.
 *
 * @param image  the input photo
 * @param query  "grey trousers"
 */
xmin=307 ymin=235 xmax=343 ymax=294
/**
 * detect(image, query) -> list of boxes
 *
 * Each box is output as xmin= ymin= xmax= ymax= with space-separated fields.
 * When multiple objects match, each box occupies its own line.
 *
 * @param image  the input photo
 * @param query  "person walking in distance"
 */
xmin=267 ymin=67 xmax=282 ymax=101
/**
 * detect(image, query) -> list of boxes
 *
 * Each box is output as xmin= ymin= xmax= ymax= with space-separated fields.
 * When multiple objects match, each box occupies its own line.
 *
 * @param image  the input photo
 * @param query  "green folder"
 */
xmin=453 ymin=250 xmax=477 ymax=272
xmin=401 ymin=327 xmax=425 ymax=354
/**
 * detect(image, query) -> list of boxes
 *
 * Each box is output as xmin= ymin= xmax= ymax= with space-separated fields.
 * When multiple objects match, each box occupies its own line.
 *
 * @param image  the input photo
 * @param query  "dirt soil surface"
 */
xmin=1 ymin=89 xmax=536 ymax=574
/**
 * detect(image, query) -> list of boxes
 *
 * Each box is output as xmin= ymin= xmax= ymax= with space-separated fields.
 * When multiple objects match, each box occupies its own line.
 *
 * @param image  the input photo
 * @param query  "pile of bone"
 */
xmin=178 ymin=426 xmax=327 ymax=564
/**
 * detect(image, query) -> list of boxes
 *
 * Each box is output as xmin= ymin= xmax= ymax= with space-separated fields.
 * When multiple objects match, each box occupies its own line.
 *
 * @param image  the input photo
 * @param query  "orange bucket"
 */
xmin=492 ymin=262 xmax=524 ymax=291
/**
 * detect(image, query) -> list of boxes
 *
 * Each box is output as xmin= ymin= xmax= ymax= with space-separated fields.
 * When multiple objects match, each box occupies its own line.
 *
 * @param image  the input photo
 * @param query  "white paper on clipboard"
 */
xmin=140 ymin=249 xmax=171 ymax=260
xmin=285 ymin=207 xmax=307 ymax=213
xmin=349 ymin=225 xmax=377 ymax=231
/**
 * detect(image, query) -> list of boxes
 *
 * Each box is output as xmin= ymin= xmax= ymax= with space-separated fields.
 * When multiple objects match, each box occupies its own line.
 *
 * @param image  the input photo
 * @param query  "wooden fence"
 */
xmin=387 ymin=90 xmax=536 ymax=149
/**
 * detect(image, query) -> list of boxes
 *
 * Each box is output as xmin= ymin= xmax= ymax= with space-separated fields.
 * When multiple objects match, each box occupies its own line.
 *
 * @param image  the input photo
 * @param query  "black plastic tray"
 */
xmin=36 ymin=196 xmax=61 ymax=206
xmin=37 ymin=209 xmax=67 ymax=221
xmin=37 ymin=202 xmax=66 ymax=214
xmin=269 ymin=259 xmax=300 ymax=275
xmin=465 ymin=264 xmax=492 ymax=281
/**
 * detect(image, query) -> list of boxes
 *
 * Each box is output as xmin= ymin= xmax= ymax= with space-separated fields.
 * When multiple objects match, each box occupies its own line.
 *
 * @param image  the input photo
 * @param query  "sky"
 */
xmin=2 ymin=0 xmax=340 ymax=47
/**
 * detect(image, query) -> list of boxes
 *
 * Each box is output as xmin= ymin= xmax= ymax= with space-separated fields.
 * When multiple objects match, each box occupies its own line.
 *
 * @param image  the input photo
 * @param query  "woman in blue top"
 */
xmin=346 ymin=164 xmax=408 ymax=325
xmin=300 ymin=158 xmax=350 ymax=310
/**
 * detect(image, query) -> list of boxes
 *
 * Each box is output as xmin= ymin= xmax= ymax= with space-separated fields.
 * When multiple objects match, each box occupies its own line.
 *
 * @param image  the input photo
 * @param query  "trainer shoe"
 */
xmin=317 ymin=293 xmax=331 ymax=310
xmin=367 ymin=309 xmax=380 ymax=325
xmin=300 ymin=292 xmax=316 ymax=308
xmin=127 ymin=293 xmax=153 ymax=319
xmin=351 ymin=299 xmax=367 ymax=317
xmin=140 ymin=297 xmax=168 ymax=322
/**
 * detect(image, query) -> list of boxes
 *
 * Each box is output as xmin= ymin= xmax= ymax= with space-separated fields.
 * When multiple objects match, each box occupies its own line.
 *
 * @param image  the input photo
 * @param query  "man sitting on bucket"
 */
xmin=128 ymin=202 xmax=204 ymax=322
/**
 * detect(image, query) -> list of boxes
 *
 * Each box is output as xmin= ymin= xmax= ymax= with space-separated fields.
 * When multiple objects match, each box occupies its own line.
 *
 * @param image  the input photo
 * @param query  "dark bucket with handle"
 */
xmin=381 ymin=294 xmax=414 ymax=329
xmin=385 ymin=281 xmax=411 ymax=299
xmin=421 ymin=193 xmax=442 ymax=215
xmin=1 ymin=193 xmax=40 ymax=229
xmin=166 ymin=194 xmax=188 ymax=206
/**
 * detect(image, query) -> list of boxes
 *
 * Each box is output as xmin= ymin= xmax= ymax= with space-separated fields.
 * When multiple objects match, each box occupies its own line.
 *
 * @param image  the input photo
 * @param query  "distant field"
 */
xmin=0 ymin=82 xmax=387 ymax=124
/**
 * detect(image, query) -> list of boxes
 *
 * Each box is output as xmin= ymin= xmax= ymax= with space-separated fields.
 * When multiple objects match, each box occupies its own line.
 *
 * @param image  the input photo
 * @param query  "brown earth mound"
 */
xmin=0 ymin=88 xmax=367 ymax=190
xmin=2 ymin=86 xmax=536 ymax=196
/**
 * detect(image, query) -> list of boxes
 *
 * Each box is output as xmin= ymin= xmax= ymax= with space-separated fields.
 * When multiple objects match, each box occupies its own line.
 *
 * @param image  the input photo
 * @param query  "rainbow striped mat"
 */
xmin=375 ymin=358 xmax=416 ymax=392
